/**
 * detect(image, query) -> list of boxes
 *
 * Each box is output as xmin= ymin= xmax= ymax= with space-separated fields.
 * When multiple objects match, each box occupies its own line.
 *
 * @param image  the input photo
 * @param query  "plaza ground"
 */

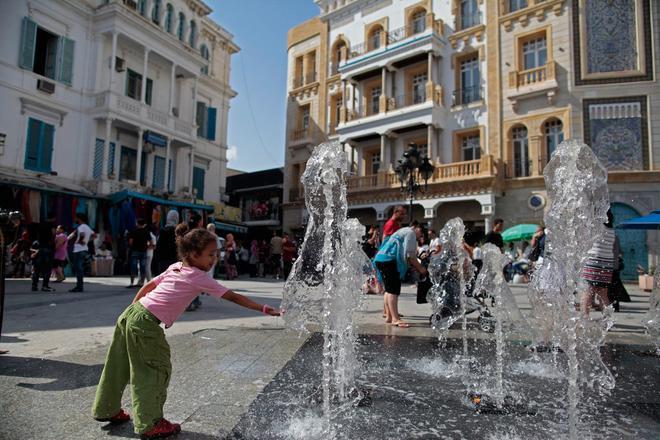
xmin=0 ymin=275 xmax=655 ymax=439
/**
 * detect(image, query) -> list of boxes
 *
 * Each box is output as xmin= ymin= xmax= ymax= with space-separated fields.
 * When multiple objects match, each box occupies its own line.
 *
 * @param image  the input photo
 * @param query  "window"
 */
xmin=165 ymin=4 xmax=174 ymax=33
xmin=370 ymin=86 xmax=381 ymax=115
xmin=461 ymin=133 xmax=481 ymax=161
xmin=512 ymin=126 xmax=529 ymax=177
xmin=151 ymin=0 xmax=161 ymax=24
xmin=200 ymin=44 xmax=210 ymax=75
xmin=153 ymin=156 xmax=166 ymax=190
xmin=24 ymin=118 xmax=55 ymax=172
xmin=522 ymin=36 xmax=547 ymax=70
xmin=412 ymin=10 xmax=426 ymax=34
xmin=189 ymin=20 xmax=196 ymax=48
xmin=294 ymin=56 xmax=304 ymax=87
xmin=334 ymin=96 xmax=343 ymax=127
xmin=459 ymin=56 xmax=480 ymax=104
xmin=332 ymin=40 xmax=347 ymax=74
xmin=369 ymin=151 xmax=381 ymax=175
xmin=196 ymin=102 xmax=217 ymax=140
xmin=460 ymin=0 xmax=479 ymax=29
xmin=545 ymin=119 xmax=563 ymax=160
xmin=177 ymin=13 xmax=185 ymax=41
xmin=192 ymin=166 xmax=205 ymax=200
xmin=126 ymin=69 xmax=153 ymax=105
xmin=19 ymin=17 xmax=75 ymax=85
xmin=412 ymin=73 xmax=427 ymax=103
xmin=301 ymin=106 xmax=310 ymax=130
xmin=509 ymin=0 xmax=527 ymax=13
xmin=138 ymin=0 xmax=147 ymax=16
xmin=369 ymin=27 xmax=382 ymax=51
xmin=120 ymin=147 xmax=136 ymax=181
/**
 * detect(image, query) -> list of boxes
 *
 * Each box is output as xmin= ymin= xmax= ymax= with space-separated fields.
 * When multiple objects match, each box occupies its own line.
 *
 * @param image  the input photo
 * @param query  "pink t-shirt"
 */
xmin=139 ymin=262 xmax=229 ymax=328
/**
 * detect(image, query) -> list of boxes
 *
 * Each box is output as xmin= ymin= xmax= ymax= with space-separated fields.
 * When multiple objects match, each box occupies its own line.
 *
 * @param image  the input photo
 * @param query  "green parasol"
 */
xmin=502 ymin=224 xmax=539 ymax=242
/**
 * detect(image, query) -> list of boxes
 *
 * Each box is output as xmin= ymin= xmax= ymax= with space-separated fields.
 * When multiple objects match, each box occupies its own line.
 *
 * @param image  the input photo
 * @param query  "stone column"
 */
xmin=102 ymin=118 xmax=113 ymax=177
xmin=426 ymin=52 xmax=434 ymax=102
xmin=529 ymin=134 xmax=542 ymax=176
xmin=340 ymin=79 xmax=347 ymax=123
xmin=135 ymin=128 xmax=144 ymax=183
xmin=112 ymin=133 xmax=120 ymax=181
xmin=141 ymin=49 xmax=150 ymax=104
xmin=191 ymin=76 xmax=199 ymax=135
xmin=485 ymin=216 xmax=492 ymax=233
xmin=164 ymin=138 xmax=172 ymax=191
xmin=379 ymin=66 xmax=387 ymax=113
xmin=169 ymin=63 xmax=176 ymax=116
xmin=426 ymin=125 xmax=434 ymax=158
xmin=188 ymin=148 xmax=195 ymax=195
xmin=109 ymin=32 xmax=118 ymax=90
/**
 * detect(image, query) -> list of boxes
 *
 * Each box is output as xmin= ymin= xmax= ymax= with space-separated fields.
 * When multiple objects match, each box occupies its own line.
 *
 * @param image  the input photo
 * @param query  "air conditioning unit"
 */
xmin=172 ymin=107 xmax=179 ymax=117
xmin=115 ymin=57 xmax=126 ymax=72
xmin=142 ymin=143 xmax=154 ymax=153
xmin=37 ymin=79 xmax=55 ymax=94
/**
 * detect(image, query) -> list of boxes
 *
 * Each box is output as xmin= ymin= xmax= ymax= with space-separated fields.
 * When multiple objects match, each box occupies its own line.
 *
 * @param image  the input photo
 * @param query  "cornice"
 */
xmin=447 ymin=24 xmax=486 ymax=49
xmin=499 ymin=0 xmax=565 ymax=31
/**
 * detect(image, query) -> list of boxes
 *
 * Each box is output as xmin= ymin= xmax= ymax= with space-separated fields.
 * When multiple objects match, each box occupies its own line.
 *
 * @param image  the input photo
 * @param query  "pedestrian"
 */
xmin=10 ymin=231 xmax=31 ymax=278
xmin=91 ymin=228 xmax=280 ymax=439
xmin=126 ymin=219 xmax=151 ymax=288
xmin=206 ymin=223 xmax=222 ymax=278
xmin=52 ymin=225 xmax=68 ymax=282
xmin=186 ymin=213 xmax=204 ymax=310
xmin=153 ymin=210 xmax=179 ymax=276
xmin=361 ymin=226 xmax=380 ymax=259
xmin=580 ymin=209 xmax=619 ymax=316
xmin=484 ymin=218 xmax=505 ymax=252
xmin=374 ymin=224 xmax=427 ymax=328
xmin=428 ymin=229 xmax=441 ymax=256
xmin=249 ymin=239 xmax=259 ymax=277
xmin=383 ymin=205 xmax=406 ymax=240
xmin=282 ymin=233 xmax=297 ymax=278
xmin=270 ymin=231 xmax=283 ymax=279
xmin=145 ymin=226 xmax=157 ymax=282
xmin=224 ymin=233 xmax=237 ymax=280
xmin=30 ymin=220 xmax=56 ymax=292
xmin=259 ymin=239 xmax=269 ymax=277
xmin=238 ymin=240 xmax=250 ymax=275
xmin=68 ymin=213 xmax=93 ymax=292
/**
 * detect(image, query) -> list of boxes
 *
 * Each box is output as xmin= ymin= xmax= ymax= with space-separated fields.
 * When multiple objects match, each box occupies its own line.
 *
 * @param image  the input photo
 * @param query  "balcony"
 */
xmin=92 ymin=90 xmax=196 ymax=140
xmin=288 ymin=187 xmax=304 ymax=203
xmin=452 ymin=86 xmax=484 ymax=107
xmin=292 ymin=72 xmax=318 ymax=89
xmin=346 ymin=155 xmax=495 ymax=195
xmin=507 ymin=61 xmax=558 ymax=109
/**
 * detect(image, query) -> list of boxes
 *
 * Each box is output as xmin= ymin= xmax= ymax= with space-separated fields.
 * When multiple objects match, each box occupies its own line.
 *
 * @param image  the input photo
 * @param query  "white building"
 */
xmin=0 ymin=0 xmax=238 ymax=212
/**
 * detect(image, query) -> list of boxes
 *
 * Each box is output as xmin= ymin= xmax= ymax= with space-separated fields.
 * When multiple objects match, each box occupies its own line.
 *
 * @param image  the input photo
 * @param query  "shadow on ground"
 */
xmin=0 ymin=356 xmax=103 ymax=391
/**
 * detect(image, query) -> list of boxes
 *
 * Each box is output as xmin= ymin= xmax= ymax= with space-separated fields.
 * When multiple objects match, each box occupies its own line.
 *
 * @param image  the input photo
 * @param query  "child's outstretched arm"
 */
xmin=222 ymin=290 xmax=280 ymax=316
xmin=132 ymin=280 xmax=157 ymax=304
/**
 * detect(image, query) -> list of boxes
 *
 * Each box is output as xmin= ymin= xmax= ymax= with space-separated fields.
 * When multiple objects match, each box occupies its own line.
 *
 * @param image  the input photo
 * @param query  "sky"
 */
xmin=209 ymin=0 xmax=319 ymax=172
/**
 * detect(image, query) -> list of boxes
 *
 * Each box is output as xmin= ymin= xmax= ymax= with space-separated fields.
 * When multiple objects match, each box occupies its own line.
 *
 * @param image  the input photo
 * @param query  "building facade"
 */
xmin=283 ymin=0 xmax=660 ymax=278
xmin=0 ymin=0 xmax=238 ymax=208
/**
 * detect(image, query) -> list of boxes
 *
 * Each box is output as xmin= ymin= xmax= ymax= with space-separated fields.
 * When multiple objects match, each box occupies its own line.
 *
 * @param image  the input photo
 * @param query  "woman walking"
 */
xmin=224 ymin=233 xmax=238 ymax=280
xmin=52 ymin=225 xmax=68 ymax=282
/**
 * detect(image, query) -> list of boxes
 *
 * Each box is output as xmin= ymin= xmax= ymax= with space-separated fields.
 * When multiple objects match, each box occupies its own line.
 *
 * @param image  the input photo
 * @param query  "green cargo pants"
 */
xmin=92 ymin=302 xmax=171 ymax=434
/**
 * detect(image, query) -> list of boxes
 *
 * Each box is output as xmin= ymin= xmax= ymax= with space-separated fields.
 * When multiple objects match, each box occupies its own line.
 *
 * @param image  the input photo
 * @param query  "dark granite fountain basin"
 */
xmin=228 ymin=333 xmax=659 ymax=439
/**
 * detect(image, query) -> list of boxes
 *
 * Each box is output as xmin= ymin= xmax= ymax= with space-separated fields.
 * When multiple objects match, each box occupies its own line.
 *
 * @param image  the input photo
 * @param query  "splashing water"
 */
xmin=281 ymin=141 xmax=372 ymax=436
xmin=643 ymin=271 xmax=660 ymax=354
xmin=472 ymin=243 xmax=524 ymax=407
xmin=527 ymin=139 xmax=614 ymax=439
xmin=427 ymin=217 xmax=472 ymax=352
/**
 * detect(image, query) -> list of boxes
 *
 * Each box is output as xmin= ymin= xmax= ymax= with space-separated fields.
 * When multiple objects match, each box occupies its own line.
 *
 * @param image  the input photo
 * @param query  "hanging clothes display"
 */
xmin=87 ymin=199 xmax=97 ymax=229
xmin=28 ymin=190 xmax=41 ymax=223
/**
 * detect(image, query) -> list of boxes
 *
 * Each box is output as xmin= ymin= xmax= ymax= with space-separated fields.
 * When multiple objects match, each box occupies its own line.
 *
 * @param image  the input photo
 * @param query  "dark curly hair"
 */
xmin=177 ymin=228 xmax=216 ymax=262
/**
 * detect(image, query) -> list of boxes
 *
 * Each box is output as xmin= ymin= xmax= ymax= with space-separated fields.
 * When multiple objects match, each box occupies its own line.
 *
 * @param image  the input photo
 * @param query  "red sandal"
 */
xmin=94 ymin=408 xmax=131 ymax=425
xmin=140 ymin=418 xmax=181 ymax=439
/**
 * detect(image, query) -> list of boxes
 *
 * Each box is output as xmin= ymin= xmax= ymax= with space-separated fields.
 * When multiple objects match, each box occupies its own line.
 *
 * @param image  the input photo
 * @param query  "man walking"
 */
xmin=484 ymin=218 xmax=505 ymax=252
xmin=30 ymin=219 xmax=56 ymax=292
xmin=126 ymin=219 xmax=151 ymax=288
xmin=68 ymin=213 xmax=93 ymax=292
xmin=270 ymin=231 xmax=283 ymax=279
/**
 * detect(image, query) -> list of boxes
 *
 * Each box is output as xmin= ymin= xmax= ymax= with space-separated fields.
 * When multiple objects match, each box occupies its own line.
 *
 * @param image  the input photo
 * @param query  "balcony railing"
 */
xmin=505 ymin=158 xmax=533 ymax=178
xmin=343 ymin=86 xmax=442 ymax=123
xmin=509 ymin=61 xmax=556 ymax=88
xmin=346 ymin=155 xmax=494 ymax=192
xmin=305 ymin=71 xmax=318 ymax=84
xmin=288 ymin=187 xmax=304 ymax=202
xmin=458 ymin=11 xmax=482 ymax=31
xmin=452 ymin=86 xmax=483 ymax=106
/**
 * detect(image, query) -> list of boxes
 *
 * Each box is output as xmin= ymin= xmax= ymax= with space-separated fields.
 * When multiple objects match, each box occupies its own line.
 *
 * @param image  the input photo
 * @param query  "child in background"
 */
xmin=92 ymin=228 xmax=280 ymax=438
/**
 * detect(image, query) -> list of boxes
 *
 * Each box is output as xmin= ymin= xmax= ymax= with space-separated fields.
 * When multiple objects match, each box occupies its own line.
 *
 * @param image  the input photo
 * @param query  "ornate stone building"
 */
xmin=283 ymin=0 xmax=659 ymax=278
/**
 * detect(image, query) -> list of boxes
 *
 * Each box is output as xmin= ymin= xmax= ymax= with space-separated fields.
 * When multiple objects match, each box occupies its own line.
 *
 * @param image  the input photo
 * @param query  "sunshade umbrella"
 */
xmin=502 ymin=224 xmax=539 ymax=242
xmin=618 ymin=210 xmax=660 ymax=230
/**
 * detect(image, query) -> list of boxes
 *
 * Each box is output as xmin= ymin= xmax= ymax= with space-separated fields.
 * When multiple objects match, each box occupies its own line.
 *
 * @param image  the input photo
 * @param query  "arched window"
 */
xmin=151 ymin=0 xmax=161 ymax=25
xmin=368 ymin=25 xmax=383 ymax=51
xmin=512 ymin=126 xmax=529 ymax=177
xmin=200 ymin=44 xmax=210 ymax=75
xmin=165 ymin=4 xmax=174 ymax=33
xmin=460 ymin=0 xmax=479 ymax=29
xmin=177 ymin=12 xmax=185 ymax=41
xmin=411 ymin=9 xmax=426 ymax=34
xmin=331 ymin=39 xmax=347 ymax=74
xmin=189 ymin=20 xmax=197 ymax=48
xmin=545 ymin=119 xmax=563 ymax=160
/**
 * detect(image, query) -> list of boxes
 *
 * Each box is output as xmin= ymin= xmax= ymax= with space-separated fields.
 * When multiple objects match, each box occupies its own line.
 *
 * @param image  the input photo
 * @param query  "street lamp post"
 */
xmin=395 ymin=143 xmax=435 ymax=224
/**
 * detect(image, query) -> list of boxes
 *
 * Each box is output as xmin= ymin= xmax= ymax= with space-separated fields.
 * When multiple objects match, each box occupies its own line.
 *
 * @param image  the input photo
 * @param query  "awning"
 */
xmin=618 ymin=210 xmax=660 ymax=230
xmin=0 ymin=167 xmax=100 ymax=198
xmin=110 ymin=189 xmax=213 ymax=212
xmin=214 ymin=221 xmax=248 ymax=234
xmin=143 ymin=131 xmax=167 ymax=147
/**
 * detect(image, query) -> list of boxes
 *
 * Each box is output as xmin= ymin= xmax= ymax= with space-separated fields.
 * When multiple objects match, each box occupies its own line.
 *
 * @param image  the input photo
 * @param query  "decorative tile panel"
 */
xmin=585 ymin=0 xmax=637 ymax=74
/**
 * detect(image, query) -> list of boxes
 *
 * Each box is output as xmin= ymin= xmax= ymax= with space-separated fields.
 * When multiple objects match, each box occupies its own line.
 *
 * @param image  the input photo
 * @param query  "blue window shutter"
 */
xmin=192 ymin=167 xmax=205 ymax=200
xmin=153 ymin=156 xmax=165 ymax=189
xmin=207 ymin=107 xmax=217 ymax=141
xmin=108 ymin=142 xmax=116 ymax=176
xmin=57 ymin=37 xmax=75 ymax=86
xmin=140 ymin=151 xmax=147 ymax=185
xmin=167 ymin=159 xmax=173 ymax=191
xmin=25 ymin=118 xmax=40 ymax=170
xmin=93 ymin=138 xmax=104 ymax=178
xmin=19 ymin=17 xmax=37 ymax=70
xmin=41 ymin=122 xmax=55 ymax=172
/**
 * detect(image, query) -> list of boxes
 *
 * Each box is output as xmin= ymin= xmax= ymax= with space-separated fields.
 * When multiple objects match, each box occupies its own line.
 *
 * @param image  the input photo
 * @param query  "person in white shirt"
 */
xmin=68 ymin=213 xmax=93 ymax=292
xmin=145 ymin=229 xmax=157 ymax=281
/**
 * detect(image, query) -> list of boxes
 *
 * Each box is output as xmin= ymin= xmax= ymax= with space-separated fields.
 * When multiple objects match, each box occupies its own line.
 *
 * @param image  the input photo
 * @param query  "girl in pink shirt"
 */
xmin=92 ymin=229 xmax=279 ymax=439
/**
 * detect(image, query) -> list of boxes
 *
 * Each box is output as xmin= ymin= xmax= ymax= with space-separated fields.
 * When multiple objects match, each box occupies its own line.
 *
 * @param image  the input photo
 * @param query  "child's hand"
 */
xmin=262 ymin=304 xmax=281 ymax=316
